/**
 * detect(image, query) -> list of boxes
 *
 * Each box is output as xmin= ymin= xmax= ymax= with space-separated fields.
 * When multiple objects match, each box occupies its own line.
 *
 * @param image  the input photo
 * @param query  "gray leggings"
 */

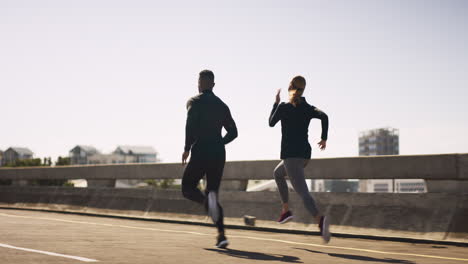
xmin=274 ymin=158 xmax=319 ymax=217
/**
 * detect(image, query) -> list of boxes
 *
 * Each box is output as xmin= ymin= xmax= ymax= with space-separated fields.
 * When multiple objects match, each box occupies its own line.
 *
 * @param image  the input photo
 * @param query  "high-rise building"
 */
xmin=359 ymin=127 xmax=399 ymax=156
xmin=358 ymin=127 xmax=426 ymax=193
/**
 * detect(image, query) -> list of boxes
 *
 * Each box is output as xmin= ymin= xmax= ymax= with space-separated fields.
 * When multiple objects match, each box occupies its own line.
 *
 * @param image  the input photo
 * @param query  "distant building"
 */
xmin=320 ymin=128 xmax=399 ymax=192
xmin=395 ymin=179 xmax=427 ymax=193
xmin=69 ymin=145 xmax=100 ymax=165
xmin=3 ymin=147 xmax=34 ymax=165
xmin=358 ymin=127 xmax=425 ymax=193
xmin=67 ymin=145 xmax=158 ymax=188
xmin=87 ymin=154 xmax=132 ymax=165
xmin=323 ymin=179 xmax=359 ymax=193
xmin=311 ymin=179 xmax=359 ymax=193
xmin=0 ymin=149 xmax=3 ymax=166
xmin=365 ymin=179 xmax=426 ymax=193
xmin=317 ymin=127 xmax=399 ymax=192
xmin=359 ymin=127 xmax=399 ymax=156
xmin=113 ymin=146 xmax=157 ymax=163
xmin=69 ymin=145 xmax=157 ymax=165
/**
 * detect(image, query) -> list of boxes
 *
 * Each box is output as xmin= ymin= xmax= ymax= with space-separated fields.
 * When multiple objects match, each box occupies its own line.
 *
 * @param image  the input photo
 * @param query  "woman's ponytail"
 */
xmin=288 ymin=76 xmax=306 ymax=106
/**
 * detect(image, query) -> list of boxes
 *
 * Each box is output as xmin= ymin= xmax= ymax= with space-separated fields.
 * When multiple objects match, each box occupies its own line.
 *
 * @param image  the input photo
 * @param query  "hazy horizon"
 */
xmin=1 ymin=0 xmax=467 ymax=163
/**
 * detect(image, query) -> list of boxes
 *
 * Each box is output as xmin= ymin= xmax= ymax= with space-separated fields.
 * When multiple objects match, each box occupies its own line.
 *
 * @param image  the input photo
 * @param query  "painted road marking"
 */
xmin=1 ymin=212 xmax=467 ymax=262
xmin=0 ymin=243 xmax=98 ymax=262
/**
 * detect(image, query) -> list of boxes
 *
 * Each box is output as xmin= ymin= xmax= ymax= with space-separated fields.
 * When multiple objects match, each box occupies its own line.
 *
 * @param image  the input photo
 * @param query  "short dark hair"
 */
xmin=199 ymin=70 xmax=215 ymax=82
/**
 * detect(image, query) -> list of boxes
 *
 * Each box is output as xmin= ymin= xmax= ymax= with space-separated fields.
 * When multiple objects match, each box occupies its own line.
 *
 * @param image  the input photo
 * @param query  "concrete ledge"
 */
xmin=1 ymin=154 xmax=467 ymax=181
xmin=1 ymin=186 xmax=466 ymax=243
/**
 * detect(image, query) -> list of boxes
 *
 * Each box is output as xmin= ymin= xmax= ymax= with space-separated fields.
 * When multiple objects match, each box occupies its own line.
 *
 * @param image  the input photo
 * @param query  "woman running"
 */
xmin=268 ymin=75 xmax=331 ymax=243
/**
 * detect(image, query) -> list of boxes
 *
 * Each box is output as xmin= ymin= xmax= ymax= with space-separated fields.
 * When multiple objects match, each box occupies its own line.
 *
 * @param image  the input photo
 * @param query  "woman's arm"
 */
xmin=309 ymin=106 xmax=329 ymax=141
xmin=269 ymin=89 xmax=283 ymax=127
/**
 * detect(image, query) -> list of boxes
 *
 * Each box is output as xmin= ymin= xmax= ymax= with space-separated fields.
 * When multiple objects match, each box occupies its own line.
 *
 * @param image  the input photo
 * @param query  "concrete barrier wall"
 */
xmin=1 ymin=153 xmax=467 ymax=243
xmin=1 ymin=186 xmax=467 ymax=243
xmin=1 ymin=153 xmax=467 ymax=180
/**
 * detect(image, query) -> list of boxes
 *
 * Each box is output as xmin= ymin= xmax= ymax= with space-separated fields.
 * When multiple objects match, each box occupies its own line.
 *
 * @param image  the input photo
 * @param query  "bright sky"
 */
xmin=1 ymin=0 xmax=467 ymax=163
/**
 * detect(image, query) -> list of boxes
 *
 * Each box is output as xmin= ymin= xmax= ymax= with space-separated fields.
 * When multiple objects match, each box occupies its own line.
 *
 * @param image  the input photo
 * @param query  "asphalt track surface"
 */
xmin=1 ymin=209 xmax=467 ymax=264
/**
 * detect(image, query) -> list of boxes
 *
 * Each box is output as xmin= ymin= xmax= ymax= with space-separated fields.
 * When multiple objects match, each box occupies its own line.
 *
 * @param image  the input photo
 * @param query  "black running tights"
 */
xmin=182 ymin=156 xmax=225 ymax=234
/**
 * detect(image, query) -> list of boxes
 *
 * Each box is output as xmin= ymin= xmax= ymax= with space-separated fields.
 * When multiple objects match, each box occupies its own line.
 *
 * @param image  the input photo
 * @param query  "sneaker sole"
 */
xmin=278 ymin=215 xmax=294 ymax=224
xmin=321 ymin=216 xmax=331 ymax=244
xmin=208 ymin=192 xmax=220 ymax=223
xmin=216 ymin=240 xmax=229 ymax=249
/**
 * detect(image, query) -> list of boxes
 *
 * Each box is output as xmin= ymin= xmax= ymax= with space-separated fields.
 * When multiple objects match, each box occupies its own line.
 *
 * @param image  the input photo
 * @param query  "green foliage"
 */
xmin=62 ymin=181 xmax=75 ymax=187
xmin=43 ymin=157 xmax=52 ymax=166
xmin=55 ymin=156 xmax=71 ymax=166
xmin=4 ymin=157 xmax=54 ymax=167
xmin=3 ymin=157 xmax=70 ymax=186
xmin=34 ymin=179 xmax=70 ymax=186
xmin=4 ymin=158 xmax=44 ymax=167
xmin=144 ymin=179 xmax=177 ymax=189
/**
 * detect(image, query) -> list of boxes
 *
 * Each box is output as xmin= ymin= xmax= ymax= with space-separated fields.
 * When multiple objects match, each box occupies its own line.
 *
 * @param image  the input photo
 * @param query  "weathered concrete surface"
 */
xmin=87 ymin=179 xmax=116 ymax=188
xmin=1 ymin=154 xmax=467 ymax=181
xmin=426 ymin=180 xmax=468 ymax=193
xmin=1 ymin=186 xmax=467 ymax=243
xmin=1 ymin=209 xmax=467 ymax=264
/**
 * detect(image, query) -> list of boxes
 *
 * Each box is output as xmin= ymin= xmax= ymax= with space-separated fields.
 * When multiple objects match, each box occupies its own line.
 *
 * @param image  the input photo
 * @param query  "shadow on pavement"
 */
xmin=204 ymin=248 xmax=303 ymax=263
xmin=294 ymin=248 xmax=416 ymax=264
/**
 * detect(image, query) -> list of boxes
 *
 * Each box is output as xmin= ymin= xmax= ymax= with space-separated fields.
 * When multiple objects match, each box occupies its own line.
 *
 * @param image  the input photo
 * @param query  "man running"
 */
xmin=181 ymin=70 xmax=238 ymax=248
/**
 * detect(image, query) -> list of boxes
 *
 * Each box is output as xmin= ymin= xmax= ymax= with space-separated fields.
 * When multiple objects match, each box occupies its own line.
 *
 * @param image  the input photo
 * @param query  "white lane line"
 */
xmin=227 ymin=235 xmax=468 ymax=262
xmin=1 ymin=212 xmax=467 ymax=262
xmin=0 ymin=243 xmax=98 ymax=262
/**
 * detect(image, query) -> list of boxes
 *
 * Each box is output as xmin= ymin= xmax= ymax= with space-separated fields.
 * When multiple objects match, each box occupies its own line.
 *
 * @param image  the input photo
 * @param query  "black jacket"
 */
xmin=269 ymin=98 xmax=328 ymax=159
xmin=184 ymin=90 xmax=238 ymax=157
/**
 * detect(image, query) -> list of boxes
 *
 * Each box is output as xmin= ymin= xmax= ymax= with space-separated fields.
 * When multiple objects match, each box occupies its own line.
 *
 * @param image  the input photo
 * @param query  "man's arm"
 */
xmin=184 ymin=99 xmax=199 ymax=152
xmin=222 ymin=106 xmax=238 ymax=145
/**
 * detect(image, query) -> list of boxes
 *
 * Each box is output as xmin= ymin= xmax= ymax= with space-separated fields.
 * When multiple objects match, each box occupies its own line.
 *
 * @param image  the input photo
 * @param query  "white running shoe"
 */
xmin=208 ymin=192 xmax=220 ymax=223
xmin=216 ymin=234 xmax=229 ymax=249
xmin=319 ymin=216 xmax=331 ymax=243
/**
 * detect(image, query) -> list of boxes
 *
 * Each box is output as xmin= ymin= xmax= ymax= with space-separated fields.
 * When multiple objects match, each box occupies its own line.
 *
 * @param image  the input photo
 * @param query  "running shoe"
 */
xmin=216 ymin=234 xmax=229 ymax=249
xmin=319 ymin=215 xmax=331 ymax=243
xmin=277 ymin=210 xmax=294 ymax=224
xmin=208 ymin=192 xmax=220 ymax=223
